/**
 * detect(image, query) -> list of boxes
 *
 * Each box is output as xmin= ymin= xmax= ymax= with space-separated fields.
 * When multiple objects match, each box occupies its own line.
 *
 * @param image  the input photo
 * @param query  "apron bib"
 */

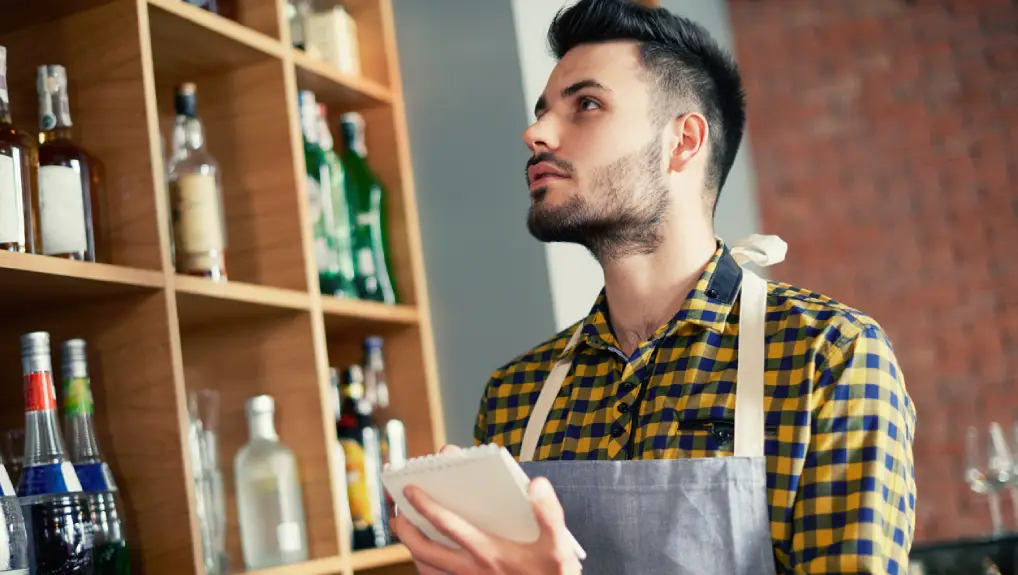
xmin=518 ymin=235 xmax=785 ymax=575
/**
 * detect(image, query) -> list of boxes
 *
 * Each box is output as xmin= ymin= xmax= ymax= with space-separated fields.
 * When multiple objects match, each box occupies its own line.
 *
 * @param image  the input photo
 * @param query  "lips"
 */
xmin=528 ymin=161 xmax=569 ymax=186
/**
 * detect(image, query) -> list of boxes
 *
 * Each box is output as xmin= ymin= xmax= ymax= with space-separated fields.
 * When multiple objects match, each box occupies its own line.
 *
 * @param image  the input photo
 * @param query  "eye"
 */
xmin=578 ymin=97 xmax=601 ymax=112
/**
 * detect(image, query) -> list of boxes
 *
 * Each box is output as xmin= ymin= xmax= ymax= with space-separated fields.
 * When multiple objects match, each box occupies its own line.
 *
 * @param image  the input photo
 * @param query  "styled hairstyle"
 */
xmin=548 ymin=0 xmax=746 ymax=208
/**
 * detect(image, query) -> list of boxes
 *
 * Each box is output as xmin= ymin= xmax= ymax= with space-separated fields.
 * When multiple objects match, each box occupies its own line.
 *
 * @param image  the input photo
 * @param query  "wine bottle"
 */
xmin=337 ymin=113 xmax=396 ymax=304
xmin=234 ymin=395 xmax=309 ymax=570
xmin=317 ymin=103 xmax=357 ymax=298
xmin=62 ymin=339 xmax=130 ymax=574
xmin=337 ymin=366 xmax=388 ymax=550
xmin=17 ymin=331 xmax=94 ymax=573
xmin=168 ymin=83 xmax=228 ymax=281
xmin=0 ymin=46 xmax=40 ymax=254
xmin=299 ymin=90 xmax=344 ymax=297
xmin=36 ymin=65 xmax=107 ymax=263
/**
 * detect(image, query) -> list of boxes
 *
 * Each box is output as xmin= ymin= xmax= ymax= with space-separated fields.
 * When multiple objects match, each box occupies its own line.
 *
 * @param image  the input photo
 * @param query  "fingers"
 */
xmin=391 ymin=514 xmax=463 ymax=574
xmin=404 ymin=485 xmax=490 ymax=560
xmin=529 ymin=477 xmax=567 ymax=540
xmin=439 ymin=444 xmax=461 ymax=454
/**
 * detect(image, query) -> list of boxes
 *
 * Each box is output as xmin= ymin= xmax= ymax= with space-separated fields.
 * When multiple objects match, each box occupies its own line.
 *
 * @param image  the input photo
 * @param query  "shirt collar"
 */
xmin=559 ymin=239 xmax=743 ymax=359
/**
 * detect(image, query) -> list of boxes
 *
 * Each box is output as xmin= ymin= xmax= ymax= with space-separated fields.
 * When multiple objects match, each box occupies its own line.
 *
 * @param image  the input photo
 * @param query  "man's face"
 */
xmin=524 ymin=41 xmax=670 ymax=259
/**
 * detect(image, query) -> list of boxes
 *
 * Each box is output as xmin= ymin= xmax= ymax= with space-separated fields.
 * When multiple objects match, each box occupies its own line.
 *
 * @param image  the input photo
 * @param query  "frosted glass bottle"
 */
xmin=234 ymin=395 xmax=308 ymax=570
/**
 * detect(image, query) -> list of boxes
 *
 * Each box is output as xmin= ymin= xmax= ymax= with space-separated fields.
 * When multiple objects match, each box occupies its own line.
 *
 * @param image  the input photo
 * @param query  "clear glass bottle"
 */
xmin=36 ymin=65 xmax=108 ymax=263
xmin=234 ymin=395 xmax=308 ymax=570
xmin=61 ymin=339 xmax=130 ymax=574
xmin=167 ymin=82 xmax=228 ymax=281
xmin=0 ymin=46 xmax=40 ymax=254
xmin=362 ymin=336 xmax=389 ymax=410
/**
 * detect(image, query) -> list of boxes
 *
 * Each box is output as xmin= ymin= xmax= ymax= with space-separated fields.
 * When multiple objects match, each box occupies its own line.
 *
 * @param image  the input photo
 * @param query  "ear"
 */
xmin=667 ymin=112 xmax=709 ymax=173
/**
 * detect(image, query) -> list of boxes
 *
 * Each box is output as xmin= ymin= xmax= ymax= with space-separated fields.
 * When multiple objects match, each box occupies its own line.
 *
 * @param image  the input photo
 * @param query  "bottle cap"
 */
xmin=21 ymin=331 xmax=52 ymax=374
xmin=245 ymin=394 xmax=275 ymax=416
xmin=364 ymin=336 xmax=383 ymax=349
xmin=174 ymin=82 xmax=197 ymax=117
xmin=61 ymin=338 xmax=89 ymax=379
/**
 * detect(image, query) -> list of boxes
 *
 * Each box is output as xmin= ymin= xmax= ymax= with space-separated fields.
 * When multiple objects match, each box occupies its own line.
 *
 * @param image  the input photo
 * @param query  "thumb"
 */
xmin=529 ymin=477 xmax=566 ymax=539
xmin=439 ymin=444 xmax=461 ymax=454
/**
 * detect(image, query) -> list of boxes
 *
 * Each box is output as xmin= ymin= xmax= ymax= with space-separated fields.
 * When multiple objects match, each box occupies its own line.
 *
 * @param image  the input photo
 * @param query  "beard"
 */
xmin=526 ymin=136 xmax=670 ymax=261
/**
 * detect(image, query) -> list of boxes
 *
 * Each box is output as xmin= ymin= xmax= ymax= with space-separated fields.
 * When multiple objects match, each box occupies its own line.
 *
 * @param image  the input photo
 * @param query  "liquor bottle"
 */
xmin=338 ymin=113 xmax=397 ymax=304
xmin=327 ymin=368 xmax=353 ymax=536
xmin=234 ymin=395 xmax=308 ymax=570
xmin=36 ymin=65 xmax=107 ymax=263
xmin=17 ymin=331 xmax=94 ymax=573
xmin=0 ymin=454 xmax=29 ymax=573
xmin=299 ymin=90 xmax=344 ymax=297
xmin=379 ymin=419 xmax=405 ymax=543
xmin=362 ymin=336 xmax=389 ymax=410
xmin=317 ymin=103 xmax=357 ymax=298
xmin=61 ymin=339 xmax=130 ymax=574
xmin=0 ymin=47 xmax=40 ymax=254
xmin=337 ymin=366 xmax=388 ymax=550
xmin=168 ymin=83 xmax=229 ymax=281
xmin=183 ymin=0 xmax=235 ymax=18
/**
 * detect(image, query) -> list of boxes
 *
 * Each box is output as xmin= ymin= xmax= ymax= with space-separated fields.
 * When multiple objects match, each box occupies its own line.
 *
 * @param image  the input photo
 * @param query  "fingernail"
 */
xmin=531 ymin=477 xmax=554 ymax=498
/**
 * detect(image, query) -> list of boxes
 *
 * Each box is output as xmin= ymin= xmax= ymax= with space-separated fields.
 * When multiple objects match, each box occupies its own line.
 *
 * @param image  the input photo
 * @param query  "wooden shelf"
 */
xmin=0 ymin=1 xmax=445 ymax=573
xmin=0 ymin=252 xmax=163 ymax=307
xmin=321 ymin=297 xmax=418 ymax=331
xmin=174 ymin=276 xmax=311 ymax=331
xmin=352 ymin=545 xmax=413 ymax=571
xmin=293 ymin=49 xmax=394 ymax=109
xmin=148 ymin=0 xmax=285 ymax=77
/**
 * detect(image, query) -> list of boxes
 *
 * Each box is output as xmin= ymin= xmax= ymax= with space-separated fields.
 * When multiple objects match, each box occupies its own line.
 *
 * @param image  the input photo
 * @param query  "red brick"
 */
xmin=730 ymin=0 xmax=1018 ymax=544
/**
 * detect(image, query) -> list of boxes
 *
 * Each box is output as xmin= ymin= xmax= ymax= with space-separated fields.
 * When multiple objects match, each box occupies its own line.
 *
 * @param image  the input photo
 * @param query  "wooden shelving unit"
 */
xmin=0 ymin=0 xmax=443 ymax=573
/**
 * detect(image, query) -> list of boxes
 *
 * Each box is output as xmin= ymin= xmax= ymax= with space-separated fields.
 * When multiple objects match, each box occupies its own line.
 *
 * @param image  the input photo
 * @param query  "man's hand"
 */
xmin=391 ymin=445 xmax=581 ymax=575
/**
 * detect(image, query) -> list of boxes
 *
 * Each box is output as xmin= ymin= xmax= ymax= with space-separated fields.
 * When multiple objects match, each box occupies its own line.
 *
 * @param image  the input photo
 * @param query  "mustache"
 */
xmin=526 ymin=152 xmax=574 ymax=183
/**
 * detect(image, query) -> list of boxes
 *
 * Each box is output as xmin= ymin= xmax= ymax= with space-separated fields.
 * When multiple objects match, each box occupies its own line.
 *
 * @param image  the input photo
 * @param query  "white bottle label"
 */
xmin=61 ymin=461 xmax=83 ymax=492
xmin=0 ymin=462 xmax=15 ymax=496
xmin=171 ymin=172 xmax=226 ymax=271
xmin=0 ymin=154 xmax=25 ymax=245
xmin=39 ymin=164 xmax=87 ymax=255
xmin=276 ymin=521 xmax=301 ymax=553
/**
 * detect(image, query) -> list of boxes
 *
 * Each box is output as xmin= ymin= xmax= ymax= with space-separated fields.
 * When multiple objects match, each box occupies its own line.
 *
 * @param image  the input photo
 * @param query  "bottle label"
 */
xmin=24 ymin=372 xmax=57 ymax=412
xmin=356 ymin=247 xmax=375 ymax=276
xmin=0 ymin=154 xmax=25 ymax=245
xmin=277 ymin=521 xmax=302 ymax=553
xmin=340 ymin=439 xmax=375 ymax=527
xmin=74 ymin=461 xmax=116 ymax=492
xmin=63 ymin=376 xmax=94 ymax=416
xmin=170 ymin=172 xmax=226 ymax=271
xmin=0 ymin=462 xmax=15 ymax=496
xmin=17 ymin=461 xmax=83 ymax=497
xmin=39 ymin=164 xmax=88 ymax=255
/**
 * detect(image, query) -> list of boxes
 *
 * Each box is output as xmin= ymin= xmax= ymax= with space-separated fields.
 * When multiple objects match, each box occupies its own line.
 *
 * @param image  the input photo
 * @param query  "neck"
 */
xmin=601 ymin=216 xmax=716 ymax=356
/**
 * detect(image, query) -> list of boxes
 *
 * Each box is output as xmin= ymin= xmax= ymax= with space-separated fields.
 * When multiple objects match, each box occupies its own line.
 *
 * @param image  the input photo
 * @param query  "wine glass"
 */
xmin=965 ymin=423 xmax=1012 ymax=535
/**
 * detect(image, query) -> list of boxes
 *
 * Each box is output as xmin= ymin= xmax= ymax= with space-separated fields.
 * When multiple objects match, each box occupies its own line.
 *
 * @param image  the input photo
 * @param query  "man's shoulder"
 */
xmin=766 ymin=279 xmax=892 ymax=351
xmin=485 ymin=322 xmax=580 ymax=388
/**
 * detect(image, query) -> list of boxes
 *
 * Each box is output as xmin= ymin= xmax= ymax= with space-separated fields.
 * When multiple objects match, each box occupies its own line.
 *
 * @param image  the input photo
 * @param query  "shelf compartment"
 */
xmin=175 ymin=275 xmax=312 ymax=331
xmin=179 ymin=312 xmax=342 ymax=570
xmin=0 ymin=291 xmax=193 ymax=568
xmin=147 ymin=0 xmax=285 ymax=71
xmin=148 ymin=13 xmax=310 ymax=291
xmin=0 ymin=1 xmax=172 ymax=270
xmin=293 ymin=49 xmax=393 ymax=109
xmin=0 ymin=0 xmax=116 ymax=35
xmin=0 ymin=252 xmax=163 ymax=305
xmin=245 ymin=555 xmax=346 ymax=575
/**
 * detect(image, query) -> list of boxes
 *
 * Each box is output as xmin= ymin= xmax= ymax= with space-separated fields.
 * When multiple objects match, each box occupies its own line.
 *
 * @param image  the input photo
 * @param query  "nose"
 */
xmin=523 ymin=115 xmax=558 ymax=154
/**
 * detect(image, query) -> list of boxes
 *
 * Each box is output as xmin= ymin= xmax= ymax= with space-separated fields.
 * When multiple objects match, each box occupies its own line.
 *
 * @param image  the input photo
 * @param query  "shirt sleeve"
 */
xmin=792 ymin=324 xmax=917 ymax=574
xmin=473 ymin=378 xmax=491 ymax=447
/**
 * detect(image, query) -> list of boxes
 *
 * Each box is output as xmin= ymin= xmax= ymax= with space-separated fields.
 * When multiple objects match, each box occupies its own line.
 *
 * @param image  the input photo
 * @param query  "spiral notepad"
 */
xmin=380 ymin=443 xmax=585 ymax=560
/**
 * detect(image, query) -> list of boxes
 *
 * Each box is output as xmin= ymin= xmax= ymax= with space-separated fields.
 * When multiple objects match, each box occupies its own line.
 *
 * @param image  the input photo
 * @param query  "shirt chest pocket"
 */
xmin=673 ymin=419 xmax=778 ymax=456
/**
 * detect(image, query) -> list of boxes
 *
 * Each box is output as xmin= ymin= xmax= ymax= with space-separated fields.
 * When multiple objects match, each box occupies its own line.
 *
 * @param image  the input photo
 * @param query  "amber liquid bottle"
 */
xmin=0 ymin=46 xmax=40 ymax=254
xmin=37 ymin=64 xmax=108 ymax=262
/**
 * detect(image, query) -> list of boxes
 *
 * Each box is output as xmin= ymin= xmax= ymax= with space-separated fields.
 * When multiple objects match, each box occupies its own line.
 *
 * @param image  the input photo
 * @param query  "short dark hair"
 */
xmin=548 ymin=0 xmax=746 ymax=208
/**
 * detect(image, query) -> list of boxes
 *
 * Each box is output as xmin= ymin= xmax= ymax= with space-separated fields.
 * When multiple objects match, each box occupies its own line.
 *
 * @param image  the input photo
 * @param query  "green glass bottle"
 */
xmin=299 ymin=91 xmax=348 ymax=297
xmin=317 ymin=103 xmax=357 ymax=299
xmin=338 ymin=112 xmax=396 ymax=304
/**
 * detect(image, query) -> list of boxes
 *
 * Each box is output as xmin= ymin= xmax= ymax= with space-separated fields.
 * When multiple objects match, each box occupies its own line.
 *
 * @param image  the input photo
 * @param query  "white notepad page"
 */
xmin=380 ymin=443 xmax=586 ymax=560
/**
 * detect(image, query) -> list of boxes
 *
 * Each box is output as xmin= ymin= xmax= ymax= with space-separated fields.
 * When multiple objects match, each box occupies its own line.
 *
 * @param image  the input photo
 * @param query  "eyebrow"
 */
xmin=534 ymin=79 xmax=610 ymax=116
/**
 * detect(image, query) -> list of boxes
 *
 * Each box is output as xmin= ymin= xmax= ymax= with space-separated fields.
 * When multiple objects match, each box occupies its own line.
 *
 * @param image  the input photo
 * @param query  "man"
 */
xmin=391 ymin=0 xmax=917 ymax=573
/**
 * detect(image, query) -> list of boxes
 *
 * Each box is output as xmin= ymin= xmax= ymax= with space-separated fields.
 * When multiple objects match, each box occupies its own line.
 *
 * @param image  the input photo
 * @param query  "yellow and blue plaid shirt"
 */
xmin=474 ymin=241 xmax=917 ymax=574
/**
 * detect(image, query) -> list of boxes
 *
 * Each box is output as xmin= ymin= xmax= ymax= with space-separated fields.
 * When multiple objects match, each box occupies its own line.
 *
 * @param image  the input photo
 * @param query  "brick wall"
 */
xmin=728 ymin=0 xmax=1018 ymax=542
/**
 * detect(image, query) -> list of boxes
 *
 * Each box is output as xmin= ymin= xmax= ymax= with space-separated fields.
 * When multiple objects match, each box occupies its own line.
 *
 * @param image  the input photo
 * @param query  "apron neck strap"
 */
xmin=520 ymin=326 xmax=583 ymax=462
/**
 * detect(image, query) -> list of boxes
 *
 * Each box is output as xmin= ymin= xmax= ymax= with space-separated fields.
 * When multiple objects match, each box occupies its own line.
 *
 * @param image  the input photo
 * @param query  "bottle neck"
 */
xmin=247 ymin=411 xmax=278 ymax=441
xmin=63 ymin=374 xmax=102 ymax=465
xmin=182 ymin=116 xmax=205 ymax=151
xmin=340 ymin=123 xmax=367 ymax=157
xmin=38 ymin=80 xmax=72 ymax=134
xmin=23 ymin=369 xmax=69 ymax=468
xmin=40 ymin=126 xmax=74 ymax=144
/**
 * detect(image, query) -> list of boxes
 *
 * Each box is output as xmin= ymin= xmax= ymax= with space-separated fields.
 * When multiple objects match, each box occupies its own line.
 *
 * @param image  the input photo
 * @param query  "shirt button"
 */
xmin=706 ymin=288 xmax=719 ymax=298
xmin=611 ymin=423 xmax=625 ymax=438
xmin=621 ymin=381 xmax=634 ymax=391
xmin=617 ymin=403 xmax=629 ymax=414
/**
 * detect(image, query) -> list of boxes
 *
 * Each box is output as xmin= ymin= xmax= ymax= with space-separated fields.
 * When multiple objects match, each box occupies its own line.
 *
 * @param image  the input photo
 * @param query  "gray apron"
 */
xmin=519 ymin=236 xmax=785 ymax=575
